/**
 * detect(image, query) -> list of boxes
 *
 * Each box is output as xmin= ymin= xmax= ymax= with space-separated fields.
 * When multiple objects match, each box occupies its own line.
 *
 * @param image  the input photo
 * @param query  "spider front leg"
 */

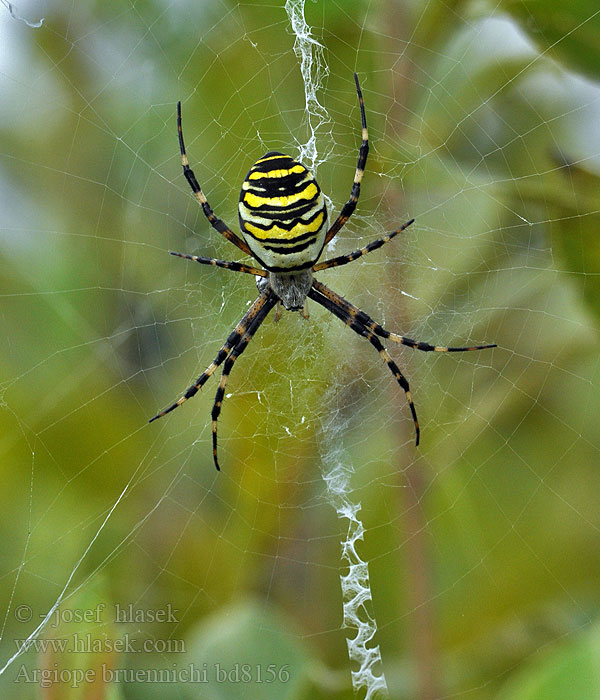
xmin=323 ymin=73 xmax=369 ymax=246
xmin=177 ymin=101 xmax=252 ymax=256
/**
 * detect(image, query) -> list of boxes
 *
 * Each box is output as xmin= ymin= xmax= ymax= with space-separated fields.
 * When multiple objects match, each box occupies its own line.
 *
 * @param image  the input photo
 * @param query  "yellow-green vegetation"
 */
xmin=1 ymin=1 xmax=599 ymax=699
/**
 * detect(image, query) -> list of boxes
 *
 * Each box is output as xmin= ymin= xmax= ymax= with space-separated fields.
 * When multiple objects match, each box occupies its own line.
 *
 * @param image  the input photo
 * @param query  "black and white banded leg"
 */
xmin=177 ymin=101 xmax=253 ymax=256
xmin=210 ymin=291 xmax=278 ymax=470
xmin=149 ymin=291 xmax=274 ymax=424
xmin=314 ymin=218 xmax=414 ymax=272
xmin=308 ymin=286 xmax=421 ymax=445
xmin=169 ymin=251 xmax=266 ymax=277
xmin=312 ymin=280 xmax=497 ymax=353
xmin=323 ymin=73 xmax=369 ymax=246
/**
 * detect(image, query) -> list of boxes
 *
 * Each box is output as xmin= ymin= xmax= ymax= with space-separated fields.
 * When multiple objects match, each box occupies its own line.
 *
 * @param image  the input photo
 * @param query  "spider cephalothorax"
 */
xmin=262 ymin=269 xmax=313 ymax=312
xmin=150 ymin=74 xmax=496 ymax=470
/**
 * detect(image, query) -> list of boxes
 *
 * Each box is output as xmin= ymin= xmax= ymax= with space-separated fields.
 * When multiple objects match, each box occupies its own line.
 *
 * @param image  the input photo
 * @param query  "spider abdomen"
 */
xmin=238 ymin=152 xmax=327 ymax=272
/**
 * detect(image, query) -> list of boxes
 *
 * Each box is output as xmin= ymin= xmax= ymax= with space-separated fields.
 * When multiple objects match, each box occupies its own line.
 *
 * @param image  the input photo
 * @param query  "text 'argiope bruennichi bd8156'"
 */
xmin=149 ymin=73 xmax=496 ymax=470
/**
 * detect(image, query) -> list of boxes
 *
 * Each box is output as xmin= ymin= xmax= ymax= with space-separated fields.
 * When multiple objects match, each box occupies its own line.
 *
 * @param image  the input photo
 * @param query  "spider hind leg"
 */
xmin=149 ymin=292 xmax=275 ymax=425
xmin=210 ymin=291 xmax=278 ymax=470
xmin=307 ymin=285 xmax=421 ymax=446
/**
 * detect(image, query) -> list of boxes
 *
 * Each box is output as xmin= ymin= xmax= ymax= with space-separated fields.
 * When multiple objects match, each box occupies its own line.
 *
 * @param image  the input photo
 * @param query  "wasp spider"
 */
xmin=150 ymin=74 xmax=496 ymax=470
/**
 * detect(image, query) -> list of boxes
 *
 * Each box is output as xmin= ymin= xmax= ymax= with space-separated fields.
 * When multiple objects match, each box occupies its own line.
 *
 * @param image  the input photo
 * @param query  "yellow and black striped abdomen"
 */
xmin=238 ymin=152 xmax=327 ymax=272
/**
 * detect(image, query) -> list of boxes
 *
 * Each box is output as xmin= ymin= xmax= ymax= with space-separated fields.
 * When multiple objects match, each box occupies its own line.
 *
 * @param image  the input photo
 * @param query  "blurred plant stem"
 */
xmin=377 ymin=2 xmax=442 ymax=695
xmin=403 ymin=460 xmax=439 ymax=700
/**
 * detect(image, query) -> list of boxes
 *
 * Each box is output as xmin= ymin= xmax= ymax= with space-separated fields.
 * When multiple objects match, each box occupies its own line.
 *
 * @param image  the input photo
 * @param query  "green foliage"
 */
xmin=1 ymin=0 xmax=599 ymax=699
xmin=500 ymin=0 xmax=600 ymax=81
xmin=497 ymin=623 xmax=600 ymax=699
xmin=184 ymin=600 xmax=313 ymax=700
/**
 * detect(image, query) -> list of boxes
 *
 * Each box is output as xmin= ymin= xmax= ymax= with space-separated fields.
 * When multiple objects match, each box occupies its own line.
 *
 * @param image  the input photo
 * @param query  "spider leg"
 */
xmin=177 ymin=102 xmax=253 ymax=257
xmin=314 ymin=218 xmax=414 ymax=272
xmin=148 ymin=291 xmax=274 ymax=423
xmin=323 ymin=73 xmax=369 ymax=246
xmin=169 ymin=251 xmax=267 ymax=277
xmin=210 ymin=291 xmax=278 ymax=470
xmin=307 ymin=286 xmax=421 ymax=446
xmin=312 ymin=280 xmax=497 ymax=353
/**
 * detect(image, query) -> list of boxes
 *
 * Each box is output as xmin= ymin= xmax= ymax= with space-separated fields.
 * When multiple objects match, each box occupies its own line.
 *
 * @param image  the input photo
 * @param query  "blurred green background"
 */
xmin=1 ymin=0 xmax=600 ymax=698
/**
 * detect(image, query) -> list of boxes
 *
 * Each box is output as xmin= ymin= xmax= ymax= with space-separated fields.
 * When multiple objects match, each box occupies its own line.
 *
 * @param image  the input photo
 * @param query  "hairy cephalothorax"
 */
xmin=266 ymin=270 xmax=313 ymax=311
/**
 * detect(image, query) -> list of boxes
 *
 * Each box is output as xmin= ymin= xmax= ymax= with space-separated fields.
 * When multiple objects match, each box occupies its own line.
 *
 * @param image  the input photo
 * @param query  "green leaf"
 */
xmin=496 ymin=624 xmax=600 ymax=700
xmin=507 ymin=158 xmax=600 ymax=328
xmin=39 ymin=588 xmax=122 ymax=700
xmin=500 ymin=0 xmax=600 ymax=80
xmin=184 ymin=599 xmax=314 ymax=700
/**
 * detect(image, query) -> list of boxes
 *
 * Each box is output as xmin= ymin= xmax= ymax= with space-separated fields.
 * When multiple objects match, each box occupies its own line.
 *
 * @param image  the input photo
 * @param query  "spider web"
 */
xmin=1 ymin=1 xmax=600 ymax=699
